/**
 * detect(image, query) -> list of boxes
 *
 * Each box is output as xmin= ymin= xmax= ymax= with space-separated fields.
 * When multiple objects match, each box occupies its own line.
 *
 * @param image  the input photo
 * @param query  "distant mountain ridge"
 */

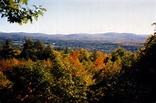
xmin=0 ymin=32 xmax=148 ymax=43
xmin=0 ymin=32 xmax=149 ymax=52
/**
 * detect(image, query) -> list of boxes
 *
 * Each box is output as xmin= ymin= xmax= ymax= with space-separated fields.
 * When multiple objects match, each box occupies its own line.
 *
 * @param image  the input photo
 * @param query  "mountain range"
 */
xmin=0 ymin=32 xmax=148 ymax=43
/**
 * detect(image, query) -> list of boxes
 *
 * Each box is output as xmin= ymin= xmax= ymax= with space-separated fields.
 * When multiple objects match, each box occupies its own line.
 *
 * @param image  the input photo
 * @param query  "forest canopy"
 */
xmin=0 ymin=34 xmax=156 ymax=103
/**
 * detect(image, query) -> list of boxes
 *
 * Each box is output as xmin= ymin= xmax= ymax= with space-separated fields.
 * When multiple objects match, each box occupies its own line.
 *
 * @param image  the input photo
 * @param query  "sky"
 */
xmin=0 ymin=0 xmax=156 ymax=35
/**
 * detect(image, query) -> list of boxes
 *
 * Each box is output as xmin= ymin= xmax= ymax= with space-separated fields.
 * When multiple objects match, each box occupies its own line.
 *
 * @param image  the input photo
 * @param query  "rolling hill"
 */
xmin=0 ymin=32 xmax=149 ymax=52
xmin=0 ymin=32 xmax=148 ymax=43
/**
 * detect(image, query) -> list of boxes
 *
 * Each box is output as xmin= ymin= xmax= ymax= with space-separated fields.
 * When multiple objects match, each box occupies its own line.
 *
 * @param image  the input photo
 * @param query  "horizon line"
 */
xmin=0 ymin=31 xmax=151 ymax=35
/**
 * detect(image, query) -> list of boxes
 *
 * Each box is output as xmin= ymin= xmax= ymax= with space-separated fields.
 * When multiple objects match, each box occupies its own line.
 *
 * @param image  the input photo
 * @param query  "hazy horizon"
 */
xmin=0 ymin=0 xmax=156 ymax=34
xmin=0 ymin=31 xmax=150 ymax=36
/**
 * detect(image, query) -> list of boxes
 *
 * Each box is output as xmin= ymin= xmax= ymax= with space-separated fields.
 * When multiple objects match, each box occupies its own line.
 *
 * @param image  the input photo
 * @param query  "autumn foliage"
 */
xmin=0 ymin=35 xmax=156 ymax=103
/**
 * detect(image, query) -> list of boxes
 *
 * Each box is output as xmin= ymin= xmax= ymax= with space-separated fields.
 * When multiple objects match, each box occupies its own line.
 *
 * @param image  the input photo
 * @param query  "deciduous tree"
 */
xmin=0 ymin=0 xmax=46 ymax=24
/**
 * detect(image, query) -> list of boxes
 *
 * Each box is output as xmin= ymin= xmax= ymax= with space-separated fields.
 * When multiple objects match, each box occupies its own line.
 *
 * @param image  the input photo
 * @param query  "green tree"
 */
xmin=0 ymin=0 xmax=46 ymax=24
xmin=133 ymin=34 xmax=156 ymax=102
xmin=0 ymin=39 xmax=17 ymax=59
xmin=20 ymin=39 xmax=46 ymax=61
xmin=111 ymin=47 xmax=126 ymax=62
xmin=20 ymin=38 xmax=35 ymax=60
xmin=33 ymin=40 xmax=46 ymax=60
xmin=103 ymin=34 xmax=156 ymax=103
xmin=47 ymin=50 xmax=88 ymax=102
xmin=79 ymin=48 xmax=90 ymax=62
xmin=42 ymin=44 xmax=54 ymax=60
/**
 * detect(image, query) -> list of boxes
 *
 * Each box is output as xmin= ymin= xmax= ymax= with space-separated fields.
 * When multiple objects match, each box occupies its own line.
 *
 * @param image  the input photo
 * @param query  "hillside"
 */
xmin=0 ymin=32 xmax=148 ymax=52
xmin=0 ymin=32 xmax=148 ymax=42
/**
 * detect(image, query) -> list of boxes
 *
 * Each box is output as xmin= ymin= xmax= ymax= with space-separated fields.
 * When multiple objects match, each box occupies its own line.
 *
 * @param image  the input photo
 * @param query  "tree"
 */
xmin=50 ymin=50 xmax=88 ymax=102
xmin=0 ymin=0 xmax=46 ymax=24
xmin=0 ymin=71 xmax=12 ymax=89
xmin=79 ymin=48 xmax=90 ymax=62
xmin=2 ymin=61 xmax=54 ymax=103
xmin=0 ymin=39 xmax=17 ymax=59
xmin=42 ymin=44 xmax=54 ymax=60
xmin=134 ymin=34 xmax=156 ymax=102
xmin=20 ymin=38 xmax=34 ymax=60
xmin=33 ymin=40 xmax=45 ymax=60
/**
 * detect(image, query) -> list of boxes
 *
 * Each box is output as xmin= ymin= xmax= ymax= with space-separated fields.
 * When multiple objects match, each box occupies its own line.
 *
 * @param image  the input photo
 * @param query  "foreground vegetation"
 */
xmin=0 ymin=34 xmax=156 ymax=103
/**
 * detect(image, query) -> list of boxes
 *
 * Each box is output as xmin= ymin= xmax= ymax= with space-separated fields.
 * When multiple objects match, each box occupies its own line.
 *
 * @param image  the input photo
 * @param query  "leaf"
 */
xmin=18 ymin=22 xmax=23 ymax=25
xmin=34 ymin=15 xmax=38 ymax=21
xmin=33 ymin=5 xmax=38 ymax=9
xmin=38 ymin=11 xmax=44 ymax=16
xmin=40 ymin=8 xmax=47 ymax=12
xmin=20 ymin=0 xmax=28 ymax=5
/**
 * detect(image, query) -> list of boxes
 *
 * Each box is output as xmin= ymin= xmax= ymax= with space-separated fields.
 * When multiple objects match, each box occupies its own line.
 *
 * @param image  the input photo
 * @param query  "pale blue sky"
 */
xmin=0 ymin=0 xmax=156 ymax=34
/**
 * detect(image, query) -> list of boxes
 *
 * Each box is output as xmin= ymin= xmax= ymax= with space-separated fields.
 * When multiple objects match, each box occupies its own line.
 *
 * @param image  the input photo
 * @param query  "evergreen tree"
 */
xmin=0 ymin=40 xmax=17 ymax=59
